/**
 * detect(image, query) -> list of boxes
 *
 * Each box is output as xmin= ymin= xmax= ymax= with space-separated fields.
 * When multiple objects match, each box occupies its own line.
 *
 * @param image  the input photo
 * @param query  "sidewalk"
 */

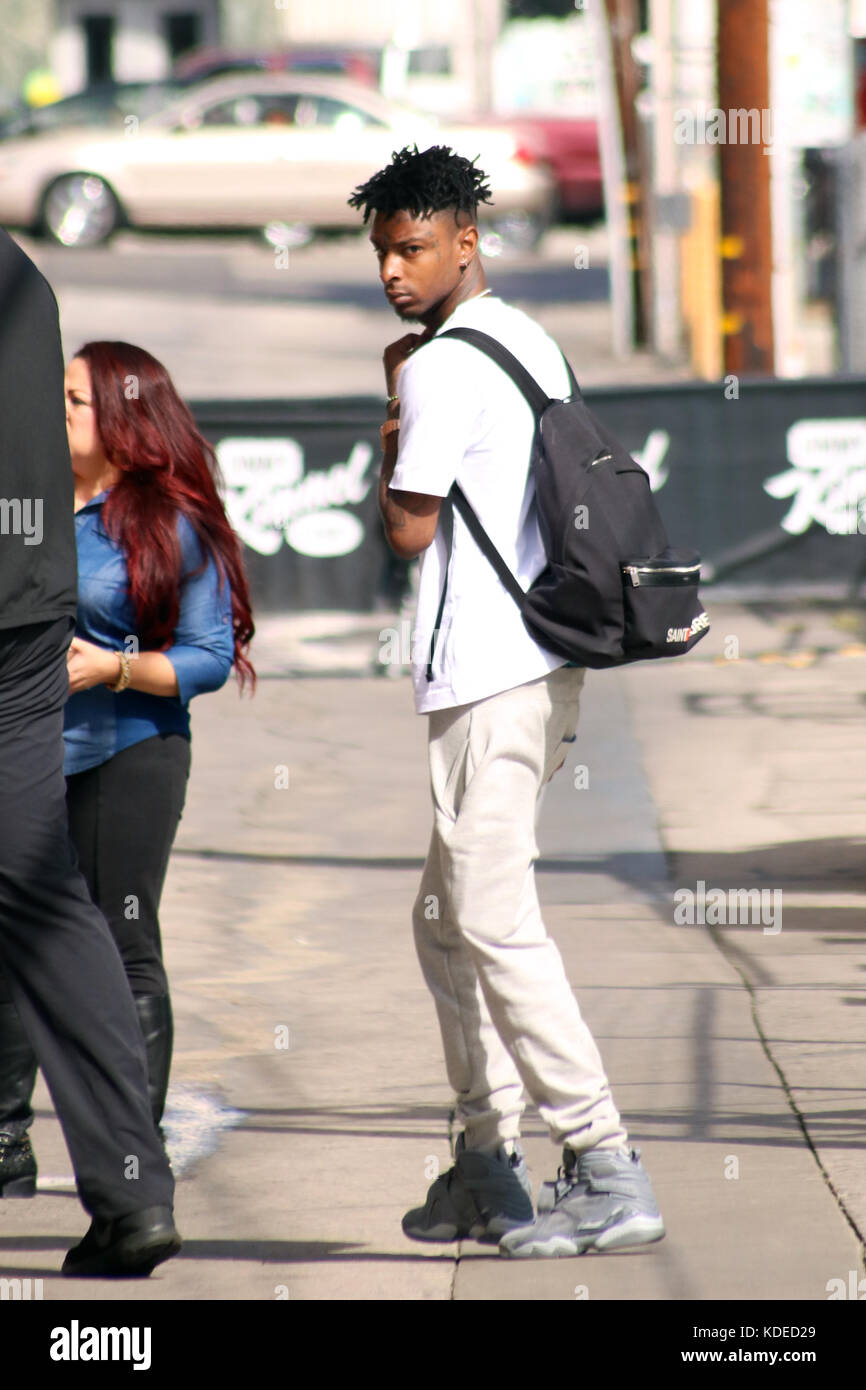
xmin=0 ymin=601 xmax=863 ymax=1301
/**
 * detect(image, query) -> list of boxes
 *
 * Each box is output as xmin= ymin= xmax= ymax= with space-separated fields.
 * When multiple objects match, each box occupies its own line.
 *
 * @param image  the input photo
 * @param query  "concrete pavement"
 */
xmin=0 ymin=599 xmax=863 ymax=1302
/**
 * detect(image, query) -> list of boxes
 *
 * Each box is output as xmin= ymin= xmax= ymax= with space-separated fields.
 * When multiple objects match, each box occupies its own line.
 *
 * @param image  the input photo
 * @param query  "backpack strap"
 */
xmin=425 ymin=496 xmax=452 ymax=682
xmin=439 ymin=326 xmax=580 ymax=409
xmin=425 ymin=325 xmax=579 ymax=680
xmin=425 ymin=481 xmax=525 ymax=683
xmin=451 ymin=483 xmax=525 ymax=608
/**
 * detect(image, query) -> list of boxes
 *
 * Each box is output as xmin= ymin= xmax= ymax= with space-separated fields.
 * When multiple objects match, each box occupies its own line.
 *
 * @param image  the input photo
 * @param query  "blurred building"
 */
xmin=0 ymin=0 xmax=55 ymax=105
xmin=0 ymin=0 xmax=511 ymax=112
xmin=50 ymin=1 xmax=220 ymax=90
xmin=0 ymin=0 xmax=282 ymax=100
xmin=267 ymin=0 xmax=505 ymax=114
xmin=0 ymin=1 xmax=601 ymax=119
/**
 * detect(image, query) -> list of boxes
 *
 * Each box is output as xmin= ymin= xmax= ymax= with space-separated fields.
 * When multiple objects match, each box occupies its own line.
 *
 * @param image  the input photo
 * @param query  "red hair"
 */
xmin=76 ymin=341 xmax=255 ymax=690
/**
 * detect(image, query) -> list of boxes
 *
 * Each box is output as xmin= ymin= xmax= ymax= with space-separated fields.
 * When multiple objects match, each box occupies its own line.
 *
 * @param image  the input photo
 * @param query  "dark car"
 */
xmin=173 ymin=45 xmax=381 ymax=88
xmin=0 ymin=80 xmax=187 ymax=142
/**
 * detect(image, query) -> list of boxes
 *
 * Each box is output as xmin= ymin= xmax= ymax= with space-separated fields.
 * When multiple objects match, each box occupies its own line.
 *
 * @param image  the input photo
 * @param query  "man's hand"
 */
xmin=379 ymin=327 xmax=440 ymax=558
xmin=383 ymin=329 xmax=431 ymax=398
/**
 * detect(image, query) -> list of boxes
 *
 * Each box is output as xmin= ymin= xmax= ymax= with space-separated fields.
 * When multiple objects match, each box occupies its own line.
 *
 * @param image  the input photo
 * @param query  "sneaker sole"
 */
xmin=402 ymin=1165 xmax=534 ymax=1245
xmin=474 ymin=1214 xmax=535 ymax=1243
xmin=402 ymin=1222 xmax=464 ymax=1243
xmin=500 ymin=1214 xmax=666 ymax=1259
xmin=402 ymin=1218 xmax=532 ymax=1244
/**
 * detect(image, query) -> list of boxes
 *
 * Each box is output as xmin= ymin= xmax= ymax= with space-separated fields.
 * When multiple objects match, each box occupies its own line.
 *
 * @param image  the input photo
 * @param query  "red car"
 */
xmin=496 ymin=114 xmax=603 ymax=221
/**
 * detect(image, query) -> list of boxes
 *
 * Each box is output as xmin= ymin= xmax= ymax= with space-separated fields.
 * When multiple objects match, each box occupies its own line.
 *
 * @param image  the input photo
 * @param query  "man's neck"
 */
xmin=422 ymin=266 xmax=489 ymax=334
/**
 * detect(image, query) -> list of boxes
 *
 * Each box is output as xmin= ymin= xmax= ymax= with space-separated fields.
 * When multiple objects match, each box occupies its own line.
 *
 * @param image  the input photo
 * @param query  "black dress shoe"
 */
xmin=62 ymin=1204 xmax=181 ymax=1277
xmin=0 ymin=1131 xmax=37 ymax=1197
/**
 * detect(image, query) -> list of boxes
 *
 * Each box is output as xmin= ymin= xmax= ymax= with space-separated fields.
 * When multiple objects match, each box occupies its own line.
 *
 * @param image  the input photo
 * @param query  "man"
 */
xmin=348 ymin=146 xmax=665 ymax=1258
xmin=0 ymin=228 xmax=179 ymax=1275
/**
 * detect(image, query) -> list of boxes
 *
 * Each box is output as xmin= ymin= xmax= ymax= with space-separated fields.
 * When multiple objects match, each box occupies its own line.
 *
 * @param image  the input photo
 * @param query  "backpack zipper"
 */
xmin=623 ymin=562 xmax=701 ymax=587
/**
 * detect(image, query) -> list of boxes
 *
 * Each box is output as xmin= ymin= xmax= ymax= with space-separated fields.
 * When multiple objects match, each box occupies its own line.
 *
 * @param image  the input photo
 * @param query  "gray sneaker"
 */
xmin=402 ymin=1134 xmax=534 ymax=1244
xmin=499 ymin=1146 xmax=665 ymax=1258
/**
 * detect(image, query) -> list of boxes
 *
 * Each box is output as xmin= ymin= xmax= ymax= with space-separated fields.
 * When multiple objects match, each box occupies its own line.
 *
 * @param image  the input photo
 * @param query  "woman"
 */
xmin=0 ymin=341 xmax=254 ymax=1194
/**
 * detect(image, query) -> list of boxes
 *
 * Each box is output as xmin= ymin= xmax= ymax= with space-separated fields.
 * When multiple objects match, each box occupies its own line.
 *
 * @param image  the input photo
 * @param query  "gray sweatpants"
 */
xmin=412 ymin=665 xmax=629 ymax=1154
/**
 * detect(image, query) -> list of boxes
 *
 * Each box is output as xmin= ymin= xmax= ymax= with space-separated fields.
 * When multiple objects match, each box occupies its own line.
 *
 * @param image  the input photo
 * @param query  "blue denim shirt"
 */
xmin=64 ymin=491 xmax=234 ymax=775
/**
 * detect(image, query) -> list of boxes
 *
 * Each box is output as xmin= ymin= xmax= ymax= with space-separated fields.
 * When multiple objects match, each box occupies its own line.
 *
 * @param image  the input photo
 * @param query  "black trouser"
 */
xmin=0 ymin=618 xmax=173 ymax=1219
xmin=65 ymin=732 xmax=190 ymax=997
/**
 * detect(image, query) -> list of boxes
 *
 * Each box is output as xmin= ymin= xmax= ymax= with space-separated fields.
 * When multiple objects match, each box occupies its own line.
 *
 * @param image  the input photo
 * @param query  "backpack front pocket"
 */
xmin=621 ymin=549 xmax=709 ymax=659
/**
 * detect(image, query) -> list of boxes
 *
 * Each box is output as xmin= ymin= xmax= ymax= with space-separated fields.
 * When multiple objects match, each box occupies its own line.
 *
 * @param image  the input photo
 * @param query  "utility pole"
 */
xmin=717 ymin=0 xmax=775 ymax=373
xmin=589 ymin=0 xmax=634 ymax=358
xmin=649 ymin=0 xmax=680 ymax=360
xmin=472 ymin=0 xmax=503 ymax=114
xmin=604 ymin=0 xmax=649 ymax=346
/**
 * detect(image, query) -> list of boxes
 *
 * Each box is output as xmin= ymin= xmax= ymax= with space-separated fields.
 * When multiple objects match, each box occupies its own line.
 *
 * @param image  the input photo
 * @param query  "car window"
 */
xmin=408 ymin=46 xmax=452 ymax=76
xmin=307 ymin=97 xmax=387 ymax=132
xmin=195 ymin=94 xmax=301 ymax=128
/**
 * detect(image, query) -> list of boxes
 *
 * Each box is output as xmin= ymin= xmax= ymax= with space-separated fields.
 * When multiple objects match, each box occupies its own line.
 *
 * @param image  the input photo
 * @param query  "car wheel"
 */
xmin=40 ymin=173 xmax=121 ymax=248
xmin=261 ymin=221 xmax=314 ymax=251
xmin=490 ymin=209 xmax=547 ymax=253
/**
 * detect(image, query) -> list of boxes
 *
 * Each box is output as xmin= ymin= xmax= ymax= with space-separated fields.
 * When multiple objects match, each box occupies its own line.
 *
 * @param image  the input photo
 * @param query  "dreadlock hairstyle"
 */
xmin=347 ymin=145 xmax=494 ymax=225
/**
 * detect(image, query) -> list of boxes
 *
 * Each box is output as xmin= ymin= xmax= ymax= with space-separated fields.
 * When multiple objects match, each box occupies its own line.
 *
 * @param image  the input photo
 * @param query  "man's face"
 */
xmin=370 ymin=209 xmax=466 ymax=324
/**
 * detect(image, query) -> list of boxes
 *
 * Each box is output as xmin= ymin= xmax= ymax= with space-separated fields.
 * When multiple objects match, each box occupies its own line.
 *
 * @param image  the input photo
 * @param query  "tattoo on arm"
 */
xmin=378 ymin=433 xmax=440 ymax=552
xmin=383 ymin=500 xmax=409 ymax=531
xmin=379 ymin=475 xmax=408 ymax=530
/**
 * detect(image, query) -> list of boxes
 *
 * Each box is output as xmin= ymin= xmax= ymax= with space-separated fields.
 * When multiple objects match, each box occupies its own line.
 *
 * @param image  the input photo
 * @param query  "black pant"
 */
xmin=0 ymin=618 xmax=173 ymax=1219
xmin=66 ymin=733 xmax=190 ymax=997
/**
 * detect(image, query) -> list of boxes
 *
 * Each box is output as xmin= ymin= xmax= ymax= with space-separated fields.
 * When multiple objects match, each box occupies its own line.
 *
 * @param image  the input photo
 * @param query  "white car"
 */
xmin=0 ymin=74 xmax=553 ymax=248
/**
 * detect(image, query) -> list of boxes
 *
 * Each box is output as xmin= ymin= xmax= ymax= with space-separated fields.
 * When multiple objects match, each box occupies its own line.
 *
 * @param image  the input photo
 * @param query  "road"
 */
xmin=17 ymin=224 xmax=693 ymax=399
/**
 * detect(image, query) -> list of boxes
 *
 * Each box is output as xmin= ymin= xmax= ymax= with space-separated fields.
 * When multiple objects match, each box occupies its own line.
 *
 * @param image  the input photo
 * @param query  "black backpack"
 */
xmin=427 ymin=327 xmax=709 ymax=677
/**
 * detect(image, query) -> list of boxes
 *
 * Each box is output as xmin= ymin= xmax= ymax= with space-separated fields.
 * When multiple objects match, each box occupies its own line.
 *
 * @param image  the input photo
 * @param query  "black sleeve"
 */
xmin=0 ymin=230 xmax=77 ymax=631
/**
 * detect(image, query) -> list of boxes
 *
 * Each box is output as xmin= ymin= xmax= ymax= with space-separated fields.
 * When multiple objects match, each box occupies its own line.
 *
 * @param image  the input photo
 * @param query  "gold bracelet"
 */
xmin=380 ymin=419 xmax=400 ymax=444
xmin=111 ymin=651 xmax=132 ymax=692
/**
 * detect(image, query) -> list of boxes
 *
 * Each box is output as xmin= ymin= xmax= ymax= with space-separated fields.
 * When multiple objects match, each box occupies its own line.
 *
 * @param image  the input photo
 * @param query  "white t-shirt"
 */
xmin=390 ymin=292 xmax=571 ymax=714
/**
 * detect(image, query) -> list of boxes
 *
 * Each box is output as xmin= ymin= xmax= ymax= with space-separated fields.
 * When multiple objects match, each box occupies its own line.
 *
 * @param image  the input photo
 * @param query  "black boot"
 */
xmin=133 ymin=994 xmax=173 ymax=1128
xmin=0 ymin=1000 xmax=38 ymax=1197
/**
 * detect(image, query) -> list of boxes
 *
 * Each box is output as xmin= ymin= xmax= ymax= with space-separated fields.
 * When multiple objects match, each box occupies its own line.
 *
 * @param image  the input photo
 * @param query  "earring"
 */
xmin=459 ymin=263 xmax=467 ymax=273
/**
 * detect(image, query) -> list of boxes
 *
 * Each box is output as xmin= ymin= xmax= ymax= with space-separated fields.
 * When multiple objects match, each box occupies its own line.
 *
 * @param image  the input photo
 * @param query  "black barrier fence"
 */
xmin=191 ymin=376 xmax=866 ymax=613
